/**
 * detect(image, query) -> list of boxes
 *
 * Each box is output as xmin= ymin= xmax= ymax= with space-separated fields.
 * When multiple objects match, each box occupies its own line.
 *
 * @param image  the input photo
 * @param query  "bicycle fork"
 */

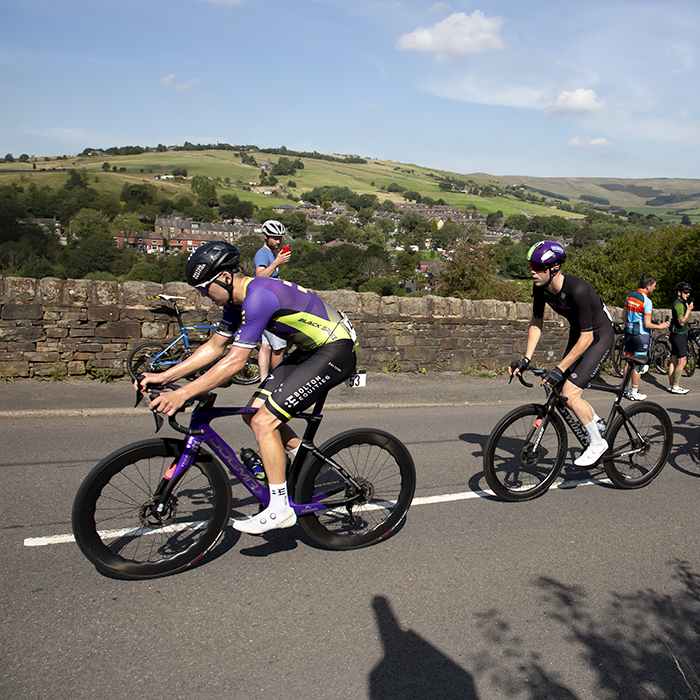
xmin=146 ymin=436 xmax=204 ymax=526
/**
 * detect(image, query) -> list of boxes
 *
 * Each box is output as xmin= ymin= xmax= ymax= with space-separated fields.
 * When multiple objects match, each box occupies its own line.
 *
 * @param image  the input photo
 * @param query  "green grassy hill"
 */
xmin=3 ymin=149 xmax=700 ymax=222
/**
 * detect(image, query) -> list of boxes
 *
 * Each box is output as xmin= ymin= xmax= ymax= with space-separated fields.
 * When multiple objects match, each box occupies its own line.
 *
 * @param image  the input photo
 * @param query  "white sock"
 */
xmin=268 ymin=482 xmax=290 ymax=512
xmin=584 ymin=420 xmax=605 ymax=446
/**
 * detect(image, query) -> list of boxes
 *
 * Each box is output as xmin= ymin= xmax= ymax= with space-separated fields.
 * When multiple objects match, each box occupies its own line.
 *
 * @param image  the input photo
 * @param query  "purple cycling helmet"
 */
xmin=527 ymin=240 xmax=566 ymax=267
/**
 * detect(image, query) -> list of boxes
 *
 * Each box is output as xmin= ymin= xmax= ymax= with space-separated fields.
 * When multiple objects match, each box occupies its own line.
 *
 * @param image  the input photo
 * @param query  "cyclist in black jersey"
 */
xmin=136 ymin=242 xmax=357 ymax=535
xmin=509 ymin=241 xmax=614 ymax=468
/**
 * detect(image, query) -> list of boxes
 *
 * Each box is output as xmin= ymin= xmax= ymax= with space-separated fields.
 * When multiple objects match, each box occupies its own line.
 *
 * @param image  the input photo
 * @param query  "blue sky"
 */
xmin=2 ymin=0 xmax=699 ymax=178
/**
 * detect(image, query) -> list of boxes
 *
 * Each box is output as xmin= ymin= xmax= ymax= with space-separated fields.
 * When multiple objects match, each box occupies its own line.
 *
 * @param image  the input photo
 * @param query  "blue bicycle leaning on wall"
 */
xmin=72 ymin=380 xmax=416 ymax=579
xmin=126 ymin=294 xmax=260 ymax=385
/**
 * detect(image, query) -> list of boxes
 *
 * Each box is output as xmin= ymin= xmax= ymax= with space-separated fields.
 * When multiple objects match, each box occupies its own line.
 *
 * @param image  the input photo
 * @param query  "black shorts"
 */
xmin=565 ymin=325 xmax=614 ymax=389
xmin=624 ymin=333 xmax=650 ymax=358
xmin=253 ymin=340 xmax=356 ymax=422
xmin=670 ymin=333 xmax=687 ymax=359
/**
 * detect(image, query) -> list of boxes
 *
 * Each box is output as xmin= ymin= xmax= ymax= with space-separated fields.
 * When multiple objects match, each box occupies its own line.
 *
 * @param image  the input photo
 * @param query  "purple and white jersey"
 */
xmin=216 ymin=277 xmax=354 ymax=352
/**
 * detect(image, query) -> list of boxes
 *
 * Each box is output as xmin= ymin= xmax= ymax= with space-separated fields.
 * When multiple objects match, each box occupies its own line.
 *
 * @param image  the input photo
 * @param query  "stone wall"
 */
xmin=0 ymin=275 xmax=683 ymax=379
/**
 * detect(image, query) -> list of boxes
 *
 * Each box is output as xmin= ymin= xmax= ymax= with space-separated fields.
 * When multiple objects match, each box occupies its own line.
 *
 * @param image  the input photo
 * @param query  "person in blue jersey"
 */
xmin=509 ymin=241 xmax=614 ymax=468
xmin=254 ymin=220 xmax=291 ymax=379
xmin=623 ymin=274 xmax=670 ymax=400
xmin=137 ymin=241 xmax=357 ymax=535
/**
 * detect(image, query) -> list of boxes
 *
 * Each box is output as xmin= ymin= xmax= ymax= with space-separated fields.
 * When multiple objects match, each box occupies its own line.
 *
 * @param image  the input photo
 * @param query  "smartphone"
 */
xmin=281 ymin=245 xmax=291 ymax=255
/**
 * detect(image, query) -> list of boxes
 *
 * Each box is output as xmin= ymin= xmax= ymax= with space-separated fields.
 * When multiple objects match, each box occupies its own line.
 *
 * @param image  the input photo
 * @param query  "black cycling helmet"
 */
xmin=185 ymin=241 xmax=241 ymax=287
xmin=676 ymin=281 xmax=692 ymax=293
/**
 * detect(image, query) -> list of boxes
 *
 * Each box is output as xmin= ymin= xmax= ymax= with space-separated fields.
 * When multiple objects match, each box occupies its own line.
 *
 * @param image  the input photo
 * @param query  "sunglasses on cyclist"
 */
xmin=529 ymin=262 xmax=549 ymax=273
xmin=196 ymin=276 xmax=219 ymax=296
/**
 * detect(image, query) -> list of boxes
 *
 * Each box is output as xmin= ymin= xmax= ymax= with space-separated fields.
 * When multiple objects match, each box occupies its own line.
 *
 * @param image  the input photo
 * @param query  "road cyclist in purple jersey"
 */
xmin=136 ymin=241 xmax=358 ymax=535
xmin=509 ymin=240 xmax=614 ymax=468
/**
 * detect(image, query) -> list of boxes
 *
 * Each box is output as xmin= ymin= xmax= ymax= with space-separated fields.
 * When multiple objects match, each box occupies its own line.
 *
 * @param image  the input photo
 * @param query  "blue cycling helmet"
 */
xmin=527 ymin=241 xmax=566 ymax=267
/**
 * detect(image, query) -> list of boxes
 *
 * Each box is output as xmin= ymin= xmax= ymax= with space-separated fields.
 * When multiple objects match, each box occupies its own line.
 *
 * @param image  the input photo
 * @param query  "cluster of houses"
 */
xmin=33 ymin=196 xmax=526 ymax=257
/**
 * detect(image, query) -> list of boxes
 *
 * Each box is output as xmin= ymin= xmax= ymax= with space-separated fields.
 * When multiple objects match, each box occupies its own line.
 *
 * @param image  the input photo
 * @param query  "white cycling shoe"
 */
xmin=574 ymin=440 xmax=609 ymax=468
xmin=233 ymin=506 xmax=297 ymax=535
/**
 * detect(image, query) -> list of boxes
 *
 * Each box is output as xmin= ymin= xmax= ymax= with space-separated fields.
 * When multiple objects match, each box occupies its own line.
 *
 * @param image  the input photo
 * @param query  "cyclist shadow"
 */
xmin=198 ymin=520 xmax=300 ymax=565
xmin=369 ymin=595 xmax=479 ymax=700
xmin=665 ymin=406 xmax=700 ymax=476
xmin=458 ymin=432 xmax=500 ymax=500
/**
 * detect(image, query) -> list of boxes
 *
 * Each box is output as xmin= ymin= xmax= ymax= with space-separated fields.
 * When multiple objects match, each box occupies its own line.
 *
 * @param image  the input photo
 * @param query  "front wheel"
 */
xmin=603 ymin=402 xmax=672 ymax=489
xmin=483 ymin=405 xmax=568 ymax=501
xmin=230 ymin=348 xmax=261 ymax=385
xmin=72 ymin=439 xmax=232 ymax=579
xmin=295 ymin=429 xmax=416 ymax=550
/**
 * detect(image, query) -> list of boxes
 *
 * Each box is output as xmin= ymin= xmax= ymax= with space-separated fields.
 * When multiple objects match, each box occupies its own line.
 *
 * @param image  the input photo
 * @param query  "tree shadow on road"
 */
xmin=469 ymin=560 xmax=700 ymax=699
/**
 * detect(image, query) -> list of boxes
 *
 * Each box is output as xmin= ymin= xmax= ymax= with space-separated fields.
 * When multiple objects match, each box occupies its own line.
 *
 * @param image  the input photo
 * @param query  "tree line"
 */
xmin=1 ymin=167 xmax=698 ymax=308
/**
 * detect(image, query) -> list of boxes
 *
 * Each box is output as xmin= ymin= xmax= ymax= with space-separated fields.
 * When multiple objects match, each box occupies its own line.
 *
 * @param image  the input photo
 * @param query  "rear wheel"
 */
xmin=296 ymin=429 xmax=416 ymax=550
xmin=127 ymin=342 xmax=185 ymax=381
xmin=72 ymin=439 xmax=231 ymax=579
xmin=610 ymin=334 xmax=626 ymax=378
xmin=603 ymin=403 xmax=672 ymax=489
xmin=683 ymin=339 xmax=696 ymax=377
xmin=652 ymin=336 xmax=671 ymax=374
xmin=483 ymin=405 xmax=568 ymax=501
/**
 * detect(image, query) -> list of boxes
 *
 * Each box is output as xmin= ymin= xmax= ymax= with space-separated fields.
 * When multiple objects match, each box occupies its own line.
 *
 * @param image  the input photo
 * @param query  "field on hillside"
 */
xmin=3 ymin=150 xmax=699 ymax=220
xmin=494 ymin=174 xmax=700 ymax=213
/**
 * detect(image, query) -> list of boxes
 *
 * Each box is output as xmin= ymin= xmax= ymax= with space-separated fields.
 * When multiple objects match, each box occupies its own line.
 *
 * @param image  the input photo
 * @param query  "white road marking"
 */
xmin=23 ymin=475 xmax=609 ymax=548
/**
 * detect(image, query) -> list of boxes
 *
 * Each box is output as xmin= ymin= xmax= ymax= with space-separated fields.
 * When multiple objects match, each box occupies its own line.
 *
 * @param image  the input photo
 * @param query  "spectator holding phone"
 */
xmin=254 ymin=220 xmax=291 ymax=379
xmin=668 ymin=281 xmax=694 ymax=394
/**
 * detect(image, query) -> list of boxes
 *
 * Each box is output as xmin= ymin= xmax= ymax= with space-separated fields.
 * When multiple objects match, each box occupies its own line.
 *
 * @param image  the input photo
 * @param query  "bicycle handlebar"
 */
xmin=509 ymin=366 xmax=569 ymax=401
xmin=134 ymin=375 xmax=215 ymax=435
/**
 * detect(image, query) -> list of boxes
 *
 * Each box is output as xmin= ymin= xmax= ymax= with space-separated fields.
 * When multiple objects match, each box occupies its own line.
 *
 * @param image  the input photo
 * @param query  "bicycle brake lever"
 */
xmin=134 ymin=374 xmax=145 ymax=408
xmin=152 ymin=409 xmax=164 ymax=433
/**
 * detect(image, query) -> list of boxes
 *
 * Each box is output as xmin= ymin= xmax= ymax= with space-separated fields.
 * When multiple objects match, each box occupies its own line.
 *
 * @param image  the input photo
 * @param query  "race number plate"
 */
xmin=345 ymin=369 xmax=367 ymax=388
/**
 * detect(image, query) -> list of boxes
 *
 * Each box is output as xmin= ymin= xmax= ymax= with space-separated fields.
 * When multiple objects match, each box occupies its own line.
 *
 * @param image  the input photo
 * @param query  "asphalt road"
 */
xmin=1 ymin=371 xmax=700 ymax=700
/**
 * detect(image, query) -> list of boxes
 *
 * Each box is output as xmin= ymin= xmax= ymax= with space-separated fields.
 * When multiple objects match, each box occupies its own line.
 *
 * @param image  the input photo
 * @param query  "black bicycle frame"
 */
xmin=534 ymin=361 xmax=637 ymax=451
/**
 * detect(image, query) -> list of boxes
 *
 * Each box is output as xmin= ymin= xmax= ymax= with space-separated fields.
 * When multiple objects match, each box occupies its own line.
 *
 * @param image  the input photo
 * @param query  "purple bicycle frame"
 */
xmin=165 ymin=405 xmax=328 ymax=516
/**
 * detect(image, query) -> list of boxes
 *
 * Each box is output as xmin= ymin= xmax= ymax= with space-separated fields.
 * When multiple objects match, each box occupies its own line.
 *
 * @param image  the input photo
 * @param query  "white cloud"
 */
xmin=396 ymin=11 xmax=505 ymax=63
xmin=161 ymin=74 xmax=201 ymax=91
xmin=174 ymin=78 xmax=201 ymax=91
xmin=550 ymin=88 xmax=609 ymax=113
xmin=428 ymin=75 xmax=547 ymax=110
xmin=567 ymin=136 xmax=612 ymax=149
